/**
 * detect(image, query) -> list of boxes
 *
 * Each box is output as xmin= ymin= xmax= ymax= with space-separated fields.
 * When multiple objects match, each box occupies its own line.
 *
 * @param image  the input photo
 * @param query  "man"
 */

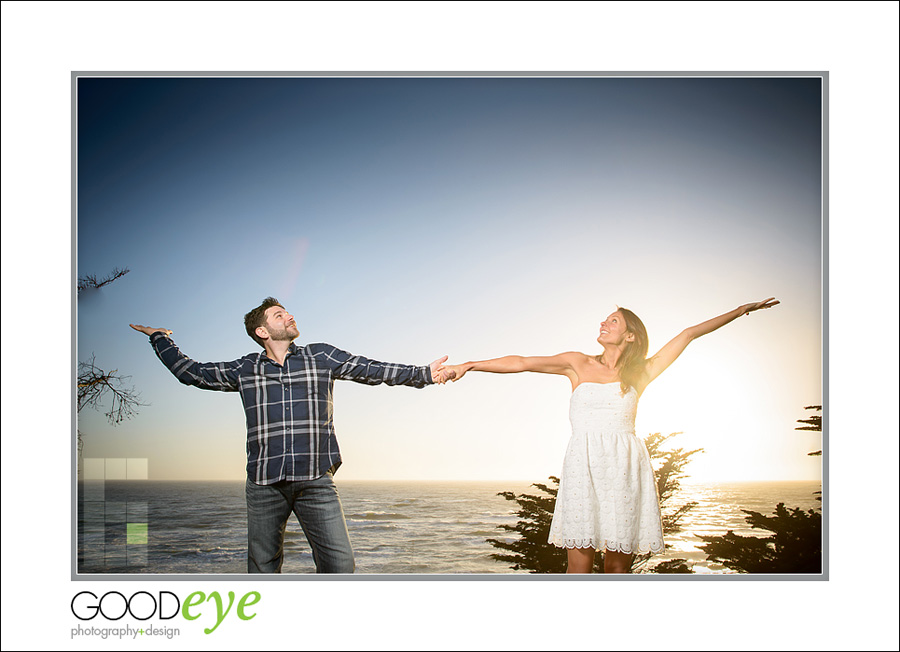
xmin=130 ymin=297 xmax=451 ymax=573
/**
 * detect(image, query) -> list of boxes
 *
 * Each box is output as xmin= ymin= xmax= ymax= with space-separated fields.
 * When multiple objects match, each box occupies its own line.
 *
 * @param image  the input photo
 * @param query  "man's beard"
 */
xmin=268 ymin=324 xmax=299 ymax=342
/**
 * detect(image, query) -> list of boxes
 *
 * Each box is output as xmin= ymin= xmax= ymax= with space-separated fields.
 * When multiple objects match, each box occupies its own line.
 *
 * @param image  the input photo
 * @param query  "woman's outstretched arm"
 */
xmin=641 ymin=298 xmax=779 ymax=388
xmin=444 ymin=352 xmax=582 ymax=384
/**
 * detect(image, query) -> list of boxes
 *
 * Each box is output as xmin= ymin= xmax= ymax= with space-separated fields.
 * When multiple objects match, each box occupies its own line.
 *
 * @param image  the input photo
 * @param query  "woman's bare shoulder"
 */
xmin=558 ymin=351 xmax=593 ymax=367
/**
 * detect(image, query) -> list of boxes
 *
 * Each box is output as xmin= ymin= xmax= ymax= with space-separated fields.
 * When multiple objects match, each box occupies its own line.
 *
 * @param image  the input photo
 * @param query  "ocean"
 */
xmin=77 ymin=479 xmax=822 ymax=575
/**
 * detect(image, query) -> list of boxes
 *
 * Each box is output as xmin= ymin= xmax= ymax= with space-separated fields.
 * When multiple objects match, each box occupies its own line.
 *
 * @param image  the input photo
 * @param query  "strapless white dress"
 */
xmin=548 ymin=382 xmax=665 ymax=555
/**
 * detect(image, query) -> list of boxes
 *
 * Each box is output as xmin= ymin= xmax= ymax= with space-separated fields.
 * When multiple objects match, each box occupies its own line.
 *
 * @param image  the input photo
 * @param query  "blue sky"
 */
xmin=76 ymin=75 xmax=823 ymax=482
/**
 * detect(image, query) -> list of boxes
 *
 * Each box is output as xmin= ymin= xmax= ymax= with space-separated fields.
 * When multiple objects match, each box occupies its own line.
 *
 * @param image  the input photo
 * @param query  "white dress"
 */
xmin=548 ymin=382 xmax=665 ymax=555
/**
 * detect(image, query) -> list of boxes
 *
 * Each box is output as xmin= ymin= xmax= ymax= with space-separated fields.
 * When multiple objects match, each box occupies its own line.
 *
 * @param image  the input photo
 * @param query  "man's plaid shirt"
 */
xmin=150 ymin=333 xmax=434 ymax=484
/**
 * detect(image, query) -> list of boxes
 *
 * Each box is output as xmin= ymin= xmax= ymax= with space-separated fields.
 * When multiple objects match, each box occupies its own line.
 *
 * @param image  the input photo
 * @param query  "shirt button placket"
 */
xmin=283 ymin=366 xmax=291 ymax=476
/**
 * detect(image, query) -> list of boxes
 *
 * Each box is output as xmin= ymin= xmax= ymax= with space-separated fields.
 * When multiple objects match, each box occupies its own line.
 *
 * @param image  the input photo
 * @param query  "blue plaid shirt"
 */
xmin=149 ymin=333 xmax=434 ymax=484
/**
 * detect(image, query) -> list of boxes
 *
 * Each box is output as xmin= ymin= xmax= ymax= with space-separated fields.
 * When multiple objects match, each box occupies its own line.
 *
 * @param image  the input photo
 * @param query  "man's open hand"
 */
xmin=129 ymin=324 xmax=173 ymax=337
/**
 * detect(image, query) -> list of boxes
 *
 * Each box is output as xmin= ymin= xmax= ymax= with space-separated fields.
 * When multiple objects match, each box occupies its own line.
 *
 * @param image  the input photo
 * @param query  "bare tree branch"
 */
xmin=77 ymin=354 xmax=146 ymax=424
xmin=77 ymin=267 xmax=139 ymax=477
xmin=77 ymin=267 xmax=130 ymax=294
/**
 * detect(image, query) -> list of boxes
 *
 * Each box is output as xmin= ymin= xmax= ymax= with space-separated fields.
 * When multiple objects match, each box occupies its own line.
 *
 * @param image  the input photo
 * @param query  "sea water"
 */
xmin=77 ymin=480 xmax=822 ymax=575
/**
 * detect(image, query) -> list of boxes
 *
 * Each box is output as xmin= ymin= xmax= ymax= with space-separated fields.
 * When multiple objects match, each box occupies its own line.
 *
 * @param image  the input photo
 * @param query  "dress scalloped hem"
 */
xmin=548 ymin=537 xmax=666 ymax=555
xmin=548 ymin=382 xmax=665 ymax=556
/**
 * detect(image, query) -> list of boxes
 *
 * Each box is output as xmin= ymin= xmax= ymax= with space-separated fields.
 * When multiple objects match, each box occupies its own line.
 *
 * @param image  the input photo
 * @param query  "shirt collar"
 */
xmin=258 ymin=342 xmax=303 ymax=365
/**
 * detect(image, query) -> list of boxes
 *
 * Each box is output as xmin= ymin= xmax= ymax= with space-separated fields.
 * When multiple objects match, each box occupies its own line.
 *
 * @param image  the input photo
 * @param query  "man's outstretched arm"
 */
xmin=130 ymin=324 xmax=242 ymax=392
xmin=313 ymin=344 xmax=451 ymax=388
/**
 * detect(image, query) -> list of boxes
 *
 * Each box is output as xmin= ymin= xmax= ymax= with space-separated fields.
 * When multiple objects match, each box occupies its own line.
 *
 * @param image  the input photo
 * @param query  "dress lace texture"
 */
xmin=548 ymin=382 xmax=665 ymax=555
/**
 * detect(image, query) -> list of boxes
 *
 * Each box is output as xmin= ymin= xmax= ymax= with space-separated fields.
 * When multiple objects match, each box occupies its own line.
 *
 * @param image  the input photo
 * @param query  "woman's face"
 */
xmin=597 ymin=311 xmax=634 ymax=347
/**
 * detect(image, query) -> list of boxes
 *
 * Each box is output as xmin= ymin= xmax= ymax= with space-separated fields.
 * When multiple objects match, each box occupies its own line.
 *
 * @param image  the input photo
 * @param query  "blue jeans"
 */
xmin=245 ymin=472 xmax=355 ymax=573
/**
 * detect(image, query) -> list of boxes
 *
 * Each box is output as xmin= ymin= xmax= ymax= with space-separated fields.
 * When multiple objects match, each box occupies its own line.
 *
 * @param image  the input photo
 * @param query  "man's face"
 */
xmin=261 ymin=305 xmax=299 ymax=342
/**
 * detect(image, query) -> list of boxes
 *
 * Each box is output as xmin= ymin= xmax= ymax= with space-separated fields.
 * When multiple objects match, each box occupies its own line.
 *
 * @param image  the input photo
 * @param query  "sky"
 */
xmin=76 ymin=75 xmax=824 ymax=483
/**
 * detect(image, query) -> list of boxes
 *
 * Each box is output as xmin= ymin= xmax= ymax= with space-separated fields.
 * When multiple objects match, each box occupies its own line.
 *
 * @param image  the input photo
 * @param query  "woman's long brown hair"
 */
xmin=615 ymin=307 xmax=649 ymax=394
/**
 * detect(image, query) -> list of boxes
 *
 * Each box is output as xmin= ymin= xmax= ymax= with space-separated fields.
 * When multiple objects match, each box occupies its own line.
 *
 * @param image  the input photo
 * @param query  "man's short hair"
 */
xmin=244 ymin=297 xmax=283 ymax=347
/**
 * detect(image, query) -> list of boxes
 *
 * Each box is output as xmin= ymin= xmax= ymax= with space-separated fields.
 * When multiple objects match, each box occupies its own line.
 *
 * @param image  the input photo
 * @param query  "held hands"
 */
xmin=430 ymin=356 xmax=461 ymax=384
xmin=429 ymin=357 xmax=469 ymax=384
xmin=741 ymin=297 xmax=780 ymax=316
xmin=129 ymin=324 xmax=173 ymax=337
xmin=441 ymin=364 xmax=468 ymax=383
xmin=431 ymin=361 xmax=468 ymax=384
xmin=430 ymin=356 xmax=452 ymax=384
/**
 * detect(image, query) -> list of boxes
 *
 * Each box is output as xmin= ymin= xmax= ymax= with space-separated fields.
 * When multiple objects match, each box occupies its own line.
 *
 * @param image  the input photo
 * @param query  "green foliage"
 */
xmin=486 ymin=432 xmax=702 ymax=573
xmin=698 ymin=503 xmax=822 ymax=573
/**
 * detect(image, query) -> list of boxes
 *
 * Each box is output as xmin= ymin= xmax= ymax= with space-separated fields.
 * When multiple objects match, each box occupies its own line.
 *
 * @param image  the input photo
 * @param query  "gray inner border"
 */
xmin=71 ymin=70 xmax=828 ymax=582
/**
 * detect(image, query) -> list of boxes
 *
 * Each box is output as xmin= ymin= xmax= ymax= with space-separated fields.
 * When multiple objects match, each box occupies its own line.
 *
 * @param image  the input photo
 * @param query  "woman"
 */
xmin=442 ymin=298 xmax=779 ymax=573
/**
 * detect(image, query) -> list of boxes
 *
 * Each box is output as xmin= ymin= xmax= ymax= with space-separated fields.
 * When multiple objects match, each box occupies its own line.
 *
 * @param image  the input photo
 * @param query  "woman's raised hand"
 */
xmin=742 ymin=298 xmax=780 ymax=315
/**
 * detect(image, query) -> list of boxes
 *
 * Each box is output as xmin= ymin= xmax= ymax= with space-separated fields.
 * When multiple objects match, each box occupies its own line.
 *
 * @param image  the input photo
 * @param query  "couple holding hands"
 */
xmin=131 ymin=294 xmax=777 ymax=574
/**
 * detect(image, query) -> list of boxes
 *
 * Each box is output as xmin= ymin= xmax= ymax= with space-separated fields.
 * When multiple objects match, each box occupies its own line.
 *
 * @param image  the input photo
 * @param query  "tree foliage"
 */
xmin=487 ymin=479 xmax=567 ymax=573
xmin=644 ymin=432 xmax=701 ymax=535
xmin=697 ymin=503 xmax=822 ymax=573
xmin=487 ymin=432 xmax=702 ymax=573
xmin=696 ymin=404 xmax=823 ymax=573
xmin=796 ymin=404 xmax=822 ymax=456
